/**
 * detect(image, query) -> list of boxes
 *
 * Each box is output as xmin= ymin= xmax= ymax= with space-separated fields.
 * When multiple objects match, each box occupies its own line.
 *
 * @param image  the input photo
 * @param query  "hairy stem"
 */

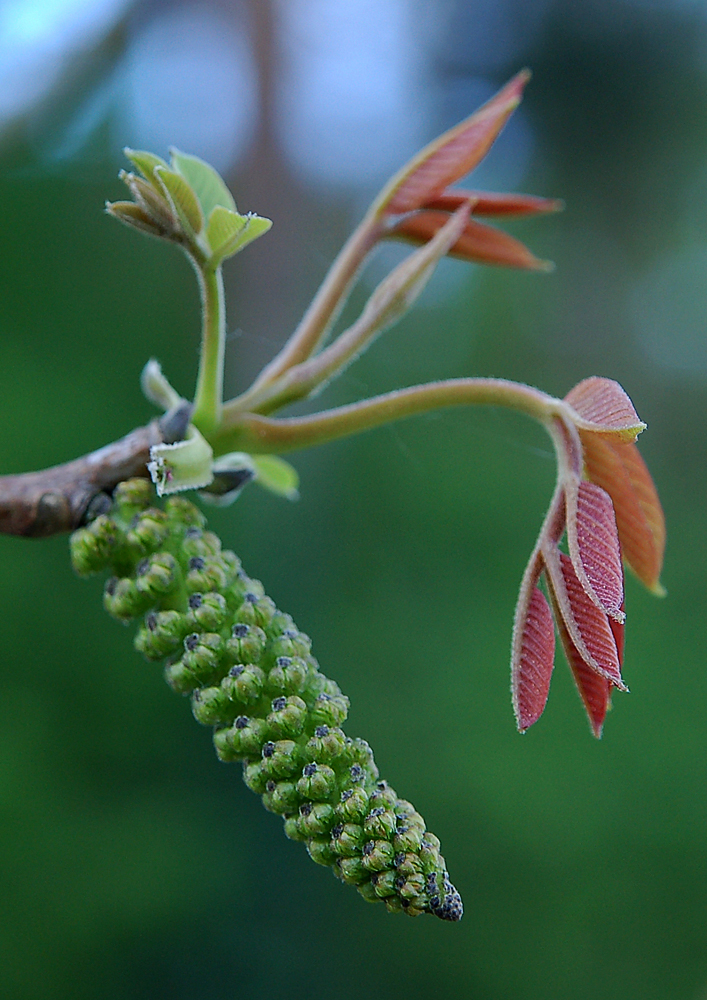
xmin=231 ymin=212 xmax=385 ymax=410
xmin=212 ymin=378 xmax=563 ymax=456
xmin=191 ymin=262 xmax=226 ymax=435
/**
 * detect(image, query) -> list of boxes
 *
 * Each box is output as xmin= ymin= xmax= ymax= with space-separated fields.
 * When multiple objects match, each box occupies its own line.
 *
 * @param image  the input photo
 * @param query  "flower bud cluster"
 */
xmin=70 ymin=479 xmax=462 ymax=921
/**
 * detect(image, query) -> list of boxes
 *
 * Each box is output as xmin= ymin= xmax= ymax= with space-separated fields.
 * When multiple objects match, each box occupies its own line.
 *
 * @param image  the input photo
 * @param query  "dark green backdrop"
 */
xmin=1 ymin=2 xmax=706 ymax=997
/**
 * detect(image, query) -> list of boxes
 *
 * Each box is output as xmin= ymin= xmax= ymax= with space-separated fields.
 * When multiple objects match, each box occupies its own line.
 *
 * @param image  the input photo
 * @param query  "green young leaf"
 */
xmin=252 ymin=455 xmax=300 ymax=500
xmin=207 ymin=209 xmax=272 ymax=263
xmin=170 ymin=148 xmax=237 ymax=218
xmin=123 ymin=148 xmax=169 ymax=189
xmin=154 ymin=166 xmax=204 ymax=236
xmin=206 ymin=206 xmax=248 ymax=256
xmin=147 ymin=425 xmax=214 ymax=496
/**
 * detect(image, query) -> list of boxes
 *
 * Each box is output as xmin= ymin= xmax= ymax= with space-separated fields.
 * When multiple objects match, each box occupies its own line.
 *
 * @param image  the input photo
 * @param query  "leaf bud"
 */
xmin=368 ymin=781 xmax=398 ymax=810
xmin=225 ymin=623 xmax=267 ymax=666
xmin=103 ymin=576 xmax=148 ymax=621
xmin=266 ymin=655 xmax=308 ymax=697
xmin=296 ymin=801 xmax=335 ymax=838
xmin=310 ymin=692 xmax=349 ymax=728
xmin=135 ymin=609 xmax=190 ymax=660
xmin=71 ymin=516 xmax=121 ymax=575
xmin=330 ymin=822 xmax=364 ymax=857
xmin=233 ymin=592 xmax=277 ymax=629
xmin=304 ymin=726 xmax=346 ymax=765
xmin=361 ymin=839 xmax=395 ymax=873
xmin=164 ymin=496 xmax=206 ymax=530
xmin=394 ymin=852 xmax=424 ymax=878
xmin=371 ymin=870 xmax=398 ymax=898
xmin=296 ymin=762 xmax=336 ymax=801
xmin=356 ymin=880 xmax=379 ymax=903
xmin=283 ymin=816 xmax=307 ymax=842
xmin=179 ymin=527 xmax=221 ymax=560
xmin=267 ymin=696 xmax=307 ymax=740
xmin=185 ymin=557 xmax=229 ymax=594
xmin=261 ymin=779 xmax=299 ymax=815
xmin=268 ymin=628 xmax=312 ymax=663
xmin=191 ymin=686 xmax=231 ymax=726
xmin=363 ymin=807 xmax=397 ymax=840
xmin=135 ymin=552 xmax=180 ymax=599
xmin=336 ymin=856 xmax=368 ymax=885
xmin=113 ymin=478 xmax=152 ymax=517
xmin=185 ymin=591 xmax=228 ymax=632
xmin=260 ymin=739 xmax=303 ymax=780
xmin=335 ymin=786 xmax=370 ymax=824
xmin=165 ymin=632 xmax=224 ymax=692
xmin=242 ymin=760 xmax=269 ymax=794
xmin=213 ymin=715 xmax=271 ymax=761
xmin=306 ymin=838 xmax=335 ymax=867
xmin=393 ymin=823 xmax=424 ymax=853
xmin=125 ymin=509 xmax=169 ymax=557
xmin=220 ymin=663 xmax=265 ymax=706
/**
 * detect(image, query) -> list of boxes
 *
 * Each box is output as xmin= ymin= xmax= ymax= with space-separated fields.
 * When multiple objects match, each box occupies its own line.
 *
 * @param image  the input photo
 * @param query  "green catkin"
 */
xmin=70 ymin=479 xmax=463 ymax=922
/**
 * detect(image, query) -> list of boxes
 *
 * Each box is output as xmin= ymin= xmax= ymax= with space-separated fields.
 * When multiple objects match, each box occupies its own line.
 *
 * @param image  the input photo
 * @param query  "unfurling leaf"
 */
xmin=564 ymin=377 xmax=646 ymax=441
xmin=544 ymin=552 xmax=626 ymax=689
xmin=388 ymin=210 xmax=552 ymax=270
xmin=105 ymin=201 xmax=166 ymax=238
xmin=154 ymin=166 xmax=204 ymax=236
xmin=170 ymin=148 xmax=237 ymax=217
xmin=580 ymin=435 xmax=666 ymax=594
xmin=565 ymin=480 xmax=624 ymax=622
xmin=376 ymin=70 xmax=530 ymax=215
xmin=123 ymin=148 xmax=169 ymax=189
xmin=512 ymin=584 xmax=556 ymax=732
xmin=420 ymin=189 xmax=564 ymax=217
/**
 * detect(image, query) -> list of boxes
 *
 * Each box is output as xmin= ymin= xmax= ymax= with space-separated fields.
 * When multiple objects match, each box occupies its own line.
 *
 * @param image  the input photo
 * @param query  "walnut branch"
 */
xmin=0 ymin=404 xmax=191 ymax=538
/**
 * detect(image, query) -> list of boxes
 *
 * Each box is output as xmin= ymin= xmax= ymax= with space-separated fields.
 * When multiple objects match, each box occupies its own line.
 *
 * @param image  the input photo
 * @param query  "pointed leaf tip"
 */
xmin=378 ymin=70 xmax=531 ymax=216
xmin=512 ymin=584 xmax=556 ymax=732
xmin=556 ymin=614 xmax=612 ymax=738
xmin=388 ymin=210 xmax=551 ymax=270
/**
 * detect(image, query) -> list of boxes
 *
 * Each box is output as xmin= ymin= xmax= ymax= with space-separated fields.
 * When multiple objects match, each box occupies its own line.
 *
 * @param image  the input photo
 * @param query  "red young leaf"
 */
xmin=388 ymin=210 xmax=551 ymax=270
xmin=555 ymin=613 xmax=612 ymax=738
xmin=511 ymin=584 xmax=556 ymax=732
xmin=422 ymin=189 xmax=564 ymax=217
xmin=580 ymin=434 xmax=666 ymax=594
xmin=544 ymin=551 xmax=626 ymax=689
xmin=566 ymin=480 xmax=624 ymax=621
xmin=381 ymin=70 xmax=530 ymax=215
xmin=564 ymin=377 xmax=646 ymax=441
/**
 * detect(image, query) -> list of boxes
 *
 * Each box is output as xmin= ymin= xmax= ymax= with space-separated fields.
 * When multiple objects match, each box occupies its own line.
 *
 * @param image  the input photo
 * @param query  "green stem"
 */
xmin=191 ymin=262 xmax=225 ymax=435
xmin=210 ymin=377 xmax=566 ymax=457
xmin=230 ymin=211 xmax=385 ymax=412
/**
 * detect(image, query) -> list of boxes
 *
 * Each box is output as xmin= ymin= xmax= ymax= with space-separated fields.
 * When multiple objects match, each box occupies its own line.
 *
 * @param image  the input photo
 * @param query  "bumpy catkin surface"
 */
xmin=70 ymin=479 xmax=462 ymax=920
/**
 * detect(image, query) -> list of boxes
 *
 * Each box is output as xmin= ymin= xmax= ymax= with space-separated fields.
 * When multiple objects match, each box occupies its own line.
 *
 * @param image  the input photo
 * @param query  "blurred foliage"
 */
xmin=1 ymin=1 xmax=707 ymax=998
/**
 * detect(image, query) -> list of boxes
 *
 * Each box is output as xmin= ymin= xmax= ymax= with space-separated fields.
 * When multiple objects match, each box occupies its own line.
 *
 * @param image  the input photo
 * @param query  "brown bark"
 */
xmin=0 ymin=404 xmax=191 ymax=537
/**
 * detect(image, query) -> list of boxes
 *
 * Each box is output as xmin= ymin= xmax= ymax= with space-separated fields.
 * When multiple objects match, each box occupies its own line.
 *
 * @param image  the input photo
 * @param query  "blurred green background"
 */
xmin=1 ymin=0 xmax=706 ymax=997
